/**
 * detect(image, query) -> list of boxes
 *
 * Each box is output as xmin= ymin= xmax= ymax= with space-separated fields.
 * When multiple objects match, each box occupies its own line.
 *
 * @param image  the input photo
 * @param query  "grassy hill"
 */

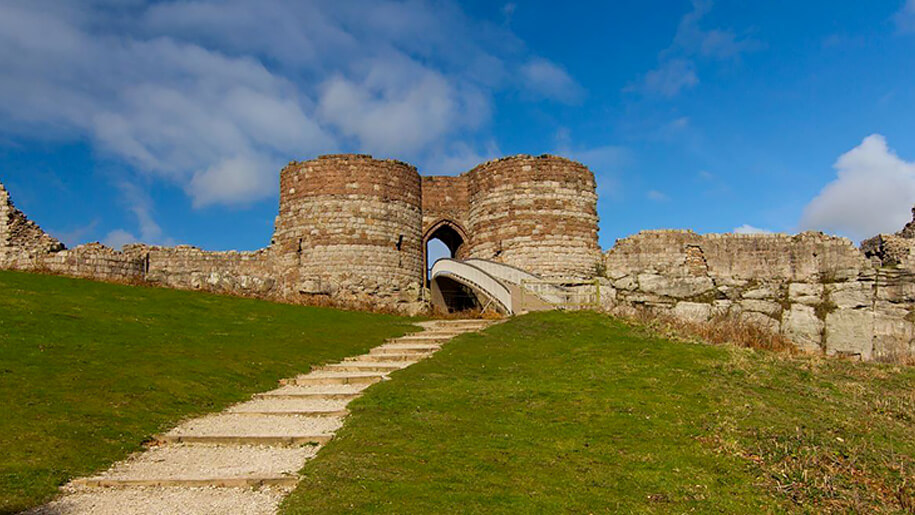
xmin=283 ymin=311 xmax=915 ymax=513
xmin=0 ymin=270 xmax=415 ymax=513
xmin=2 ymin=271 xmax=913 ymax=513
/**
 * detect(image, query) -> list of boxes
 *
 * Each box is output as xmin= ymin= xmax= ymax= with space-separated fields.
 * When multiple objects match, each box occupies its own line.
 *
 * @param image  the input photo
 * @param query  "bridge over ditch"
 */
xmin=428 ymin=258 xmax=598 ymax=315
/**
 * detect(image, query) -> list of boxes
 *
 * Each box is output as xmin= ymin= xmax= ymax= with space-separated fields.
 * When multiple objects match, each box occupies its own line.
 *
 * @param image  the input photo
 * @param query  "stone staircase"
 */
xmin=28 ymin=319 xmax=493 ymax=515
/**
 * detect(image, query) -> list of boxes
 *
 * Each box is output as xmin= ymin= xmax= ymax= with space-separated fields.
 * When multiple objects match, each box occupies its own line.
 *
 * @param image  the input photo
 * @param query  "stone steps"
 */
xmin=345 ymin=353 xmax=421 ymax=362
xmin=226 ymin=409 xmax=348 ymax=417
xmin=36 ymin=319 xmax=493 ymax=514
xmin=154 ymin=434 xmax=333 ymax=446
xmin=371 ymin=343 xmax=440 ymax=353
xmin=280 ymin=373 xmax=386 ymax=386
xmin=227 ymin=398 xmax=348 ymax=417
xmin=391 ymin=335 xmax=456 ymax=342
xmin=252 ymin=391 xmax=361 ymax=401
xmin=318 ymin=362 xmax=407 ymax=373
xmin=71 ymin=476 xmax=299 ymax=488
xmin=69 ymin=443 xmax=311 ymax=490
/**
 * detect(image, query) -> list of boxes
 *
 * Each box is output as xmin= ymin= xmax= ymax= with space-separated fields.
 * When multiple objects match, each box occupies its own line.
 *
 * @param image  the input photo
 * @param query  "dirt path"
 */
xmin=27 ymin=319 xmax=492 ymax=515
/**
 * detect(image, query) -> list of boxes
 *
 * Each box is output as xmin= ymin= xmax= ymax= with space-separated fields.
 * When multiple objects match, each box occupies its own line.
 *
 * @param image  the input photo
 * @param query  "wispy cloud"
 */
xmin=799 ymin=134 xmax=915 ymax=242
xmin=733 ymin=224 xmax=772 ymax=234
xmin=0 ymin=0 xmax=582 ymax=209
xmin=520 ymin=58 xmax=585 ymax=104
xmin=629 ymin=0 xmax=761 ymax=98
xmin=103 ymin=180 xmax=172 ymax=249
xmin=646 ymin=190 xmax=669 ymax=202
xmin=895 ymin=0 xmax=915 ymax=32
xmin=637 ymin=59 xmax=698 ymax=97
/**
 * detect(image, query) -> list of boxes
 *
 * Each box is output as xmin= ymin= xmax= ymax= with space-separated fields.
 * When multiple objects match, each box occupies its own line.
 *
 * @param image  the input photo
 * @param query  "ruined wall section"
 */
xmin=274 ymin=155 xmax=423 ymax=309
xmin=0 ymin=181 xmax=64 ymax=266
xmin=124 ymin=245 xmax=277 ymax=296
xmin=466 ymin=155 xmax=601 ymax=279
xmin=602 ymin=230 xmax=915 ymax=362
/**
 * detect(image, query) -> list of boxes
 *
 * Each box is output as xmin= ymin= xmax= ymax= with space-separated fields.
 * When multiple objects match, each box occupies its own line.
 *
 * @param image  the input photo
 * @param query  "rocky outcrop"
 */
xmin=601 ymin=229 xmax=915 ymax=362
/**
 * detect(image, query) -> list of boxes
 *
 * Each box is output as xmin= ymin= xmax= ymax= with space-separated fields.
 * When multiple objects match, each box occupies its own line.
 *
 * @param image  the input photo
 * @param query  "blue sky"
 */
xmin=1 ymin=0 xmax=914 ymax=253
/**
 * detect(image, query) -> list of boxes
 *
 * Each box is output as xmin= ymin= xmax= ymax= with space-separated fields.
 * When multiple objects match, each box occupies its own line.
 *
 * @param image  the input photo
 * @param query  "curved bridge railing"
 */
xmin=463 ymin=258 xmax=568 ymax=305
xmin=430 ymin=259 xmax=515 ymax=315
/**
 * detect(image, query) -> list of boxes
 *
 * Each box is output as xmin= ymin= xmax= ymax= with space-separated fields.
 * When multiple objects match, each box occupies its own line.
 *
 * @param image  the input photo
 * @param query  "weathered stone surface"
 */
xmin=637 ymin=273 xmax=715 ymax=299
xmin=826 ymin=281 xmax=873 ymax=309
xmin=712 ymin=299 xmax=734 ymax=316
xmin=740 ymin=311 xmax=780 ymax=333
xmin=740 ymin=299 xmax=782 ymax=317
xmin=612 ymin=275 xmax=638 ymax=291
xmin=671 ymin=301 xmax=712 ymax=323
xmin=781 ymin=304 xmax=824 ymax=353
xmin=464 ymin=155 xmax=601 ymax=279
xmin=743 ymin=286 xmax=778 ymax=300
xmin=788 ymin=282 xmax=824 ymax=305
xmin=873 ymin=313 xmax=915 ymax=362
xmin=824 ymin=309 xmax=874 ymax=360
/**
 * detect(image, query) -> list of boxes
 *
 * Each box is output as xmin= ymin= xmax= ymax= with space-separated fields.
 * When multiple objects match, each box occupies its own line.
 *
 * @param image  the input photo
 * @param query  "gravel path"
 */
xmin=88 ymin=444 xmax=315 ymax=481
xmin=261 ymin=384 xmax=369 ymax=396
xmin=228 ymin=398 xmax=349 ymax=413
xmin=31 ymin=320 xmax=492 ymax=514
xmin=165 ymin=414 xmax=343 ymax=437
xmin=26 ymin=486 xmax=290 ymax=515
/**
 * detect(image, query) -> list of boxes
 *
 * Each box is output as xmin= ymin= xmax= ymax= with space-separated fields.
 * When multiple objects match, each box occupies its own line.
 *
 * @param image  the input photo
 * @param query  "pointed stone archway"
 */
xmin=422 ymin=219 xmax=468 ymax=288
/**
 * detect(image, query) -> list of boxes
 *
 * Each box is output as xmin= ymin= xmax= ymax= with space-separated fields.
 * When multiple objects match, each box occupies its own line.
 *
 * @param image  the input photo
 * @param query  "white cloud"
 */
xmin=646 ymin=190 xmax=669 ymax=202
xmin=670 ymin=0 xmax=760 ymax=59
xmin=317 ymin=55 xmax=488 ymax=155
xmin=105 ymin=179 xmax=172 ymax=247
xmin=733 ymin=224 xmax=773 ymax=234
xmin=896 ymin=0 xmax=915 ymax=32
xmin=631 ymin=0 xmax=759 ymax=98
xmin=0 ymin=0 xmax=580 ymax=209
xmin=633 ymin=59 xmax=698 ymax=97
xmin=421 ymin=140 xmax=502 ymax=175
xmin=519 ymin=58 xmax=584 ymax=104
xmin=103 ymin=229 xmax=138 ymax=249
xmin=799 ymin=134 xmax=915 ymax=242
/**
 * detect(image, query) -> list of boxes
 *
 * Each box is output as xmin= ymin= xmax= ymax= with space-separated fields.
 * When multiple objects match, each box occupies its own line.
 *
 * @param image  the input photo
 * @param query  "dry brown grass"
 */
xmin=616 ymin=306 xmax=796 ymax=354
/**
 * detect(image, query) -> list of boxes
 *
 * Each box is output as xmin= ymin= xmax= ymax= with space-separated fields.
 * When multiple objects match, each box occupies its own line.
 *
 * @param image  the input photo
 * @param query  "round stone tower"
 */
xmin=465 ymin=155 xmax=600 ymax=278
xmin=273 ymin=154 xmax=423 ymax=299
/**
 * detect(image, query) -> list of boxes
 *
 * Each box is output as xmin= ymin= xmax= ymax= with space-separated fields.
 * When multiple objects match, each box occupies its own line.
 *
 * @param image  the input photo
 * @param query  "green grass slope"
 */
xmin=0 ymin=270 xmax=415 ymax=513
xmin=283 ymin=311 xmax=915 ymax=513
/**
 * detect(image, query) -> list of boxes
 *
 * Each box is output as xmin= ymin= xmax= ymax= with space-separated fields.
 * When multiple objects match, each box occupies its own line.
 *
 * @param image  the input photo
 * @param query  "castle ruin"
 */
xmin=3 ymin=153 xmax=915 ymax=362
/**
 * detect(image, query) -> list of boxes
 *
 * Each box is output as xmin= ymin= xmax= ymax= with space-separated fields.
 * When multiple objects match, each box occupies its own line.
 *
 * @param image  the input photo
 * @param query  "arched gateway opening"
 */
xmin=422 ymin=220 xmax=467 ymax=288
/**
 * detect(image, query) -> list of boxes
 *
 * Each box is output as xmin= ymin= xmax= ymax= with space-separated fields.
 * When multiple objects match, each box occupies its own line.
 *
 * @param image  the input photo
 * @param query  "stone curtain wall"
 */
xmin=274 ymin=155 xmax=424 ymax=310
xmin=0 ymin=183 xmax=10 ymax=262
xmin=603 ymin=230 xmax=915 ymax=361
xmin=464 ymin=155 xmax=601 ymax=279
xmin=8 ymin=149 xmax=915 ymax=361
xmin=0 ymin=182 xmax=64 ymax=266
xmin=129 ymin=245 xmax=277 ymax=296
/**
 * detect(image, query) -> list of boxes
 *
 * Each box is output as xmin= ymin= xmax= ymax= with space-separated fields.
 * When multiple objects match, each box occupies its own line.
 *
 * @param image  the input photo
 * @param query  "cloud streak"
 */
xmin=629 ymin=0 xmax=760 ymax=97
xmin=0 ymin=0 xmax=583 ymax=211
xmin=896 ymin=0 xmax=915 ymax=32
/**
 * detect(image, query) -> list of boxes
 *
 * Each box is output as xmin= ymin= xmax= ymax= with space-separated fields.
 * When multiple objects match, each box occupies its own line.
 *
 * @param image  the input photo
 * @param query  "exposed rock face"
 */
xmin=601 ymin=228 xmax=915 ymax=362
